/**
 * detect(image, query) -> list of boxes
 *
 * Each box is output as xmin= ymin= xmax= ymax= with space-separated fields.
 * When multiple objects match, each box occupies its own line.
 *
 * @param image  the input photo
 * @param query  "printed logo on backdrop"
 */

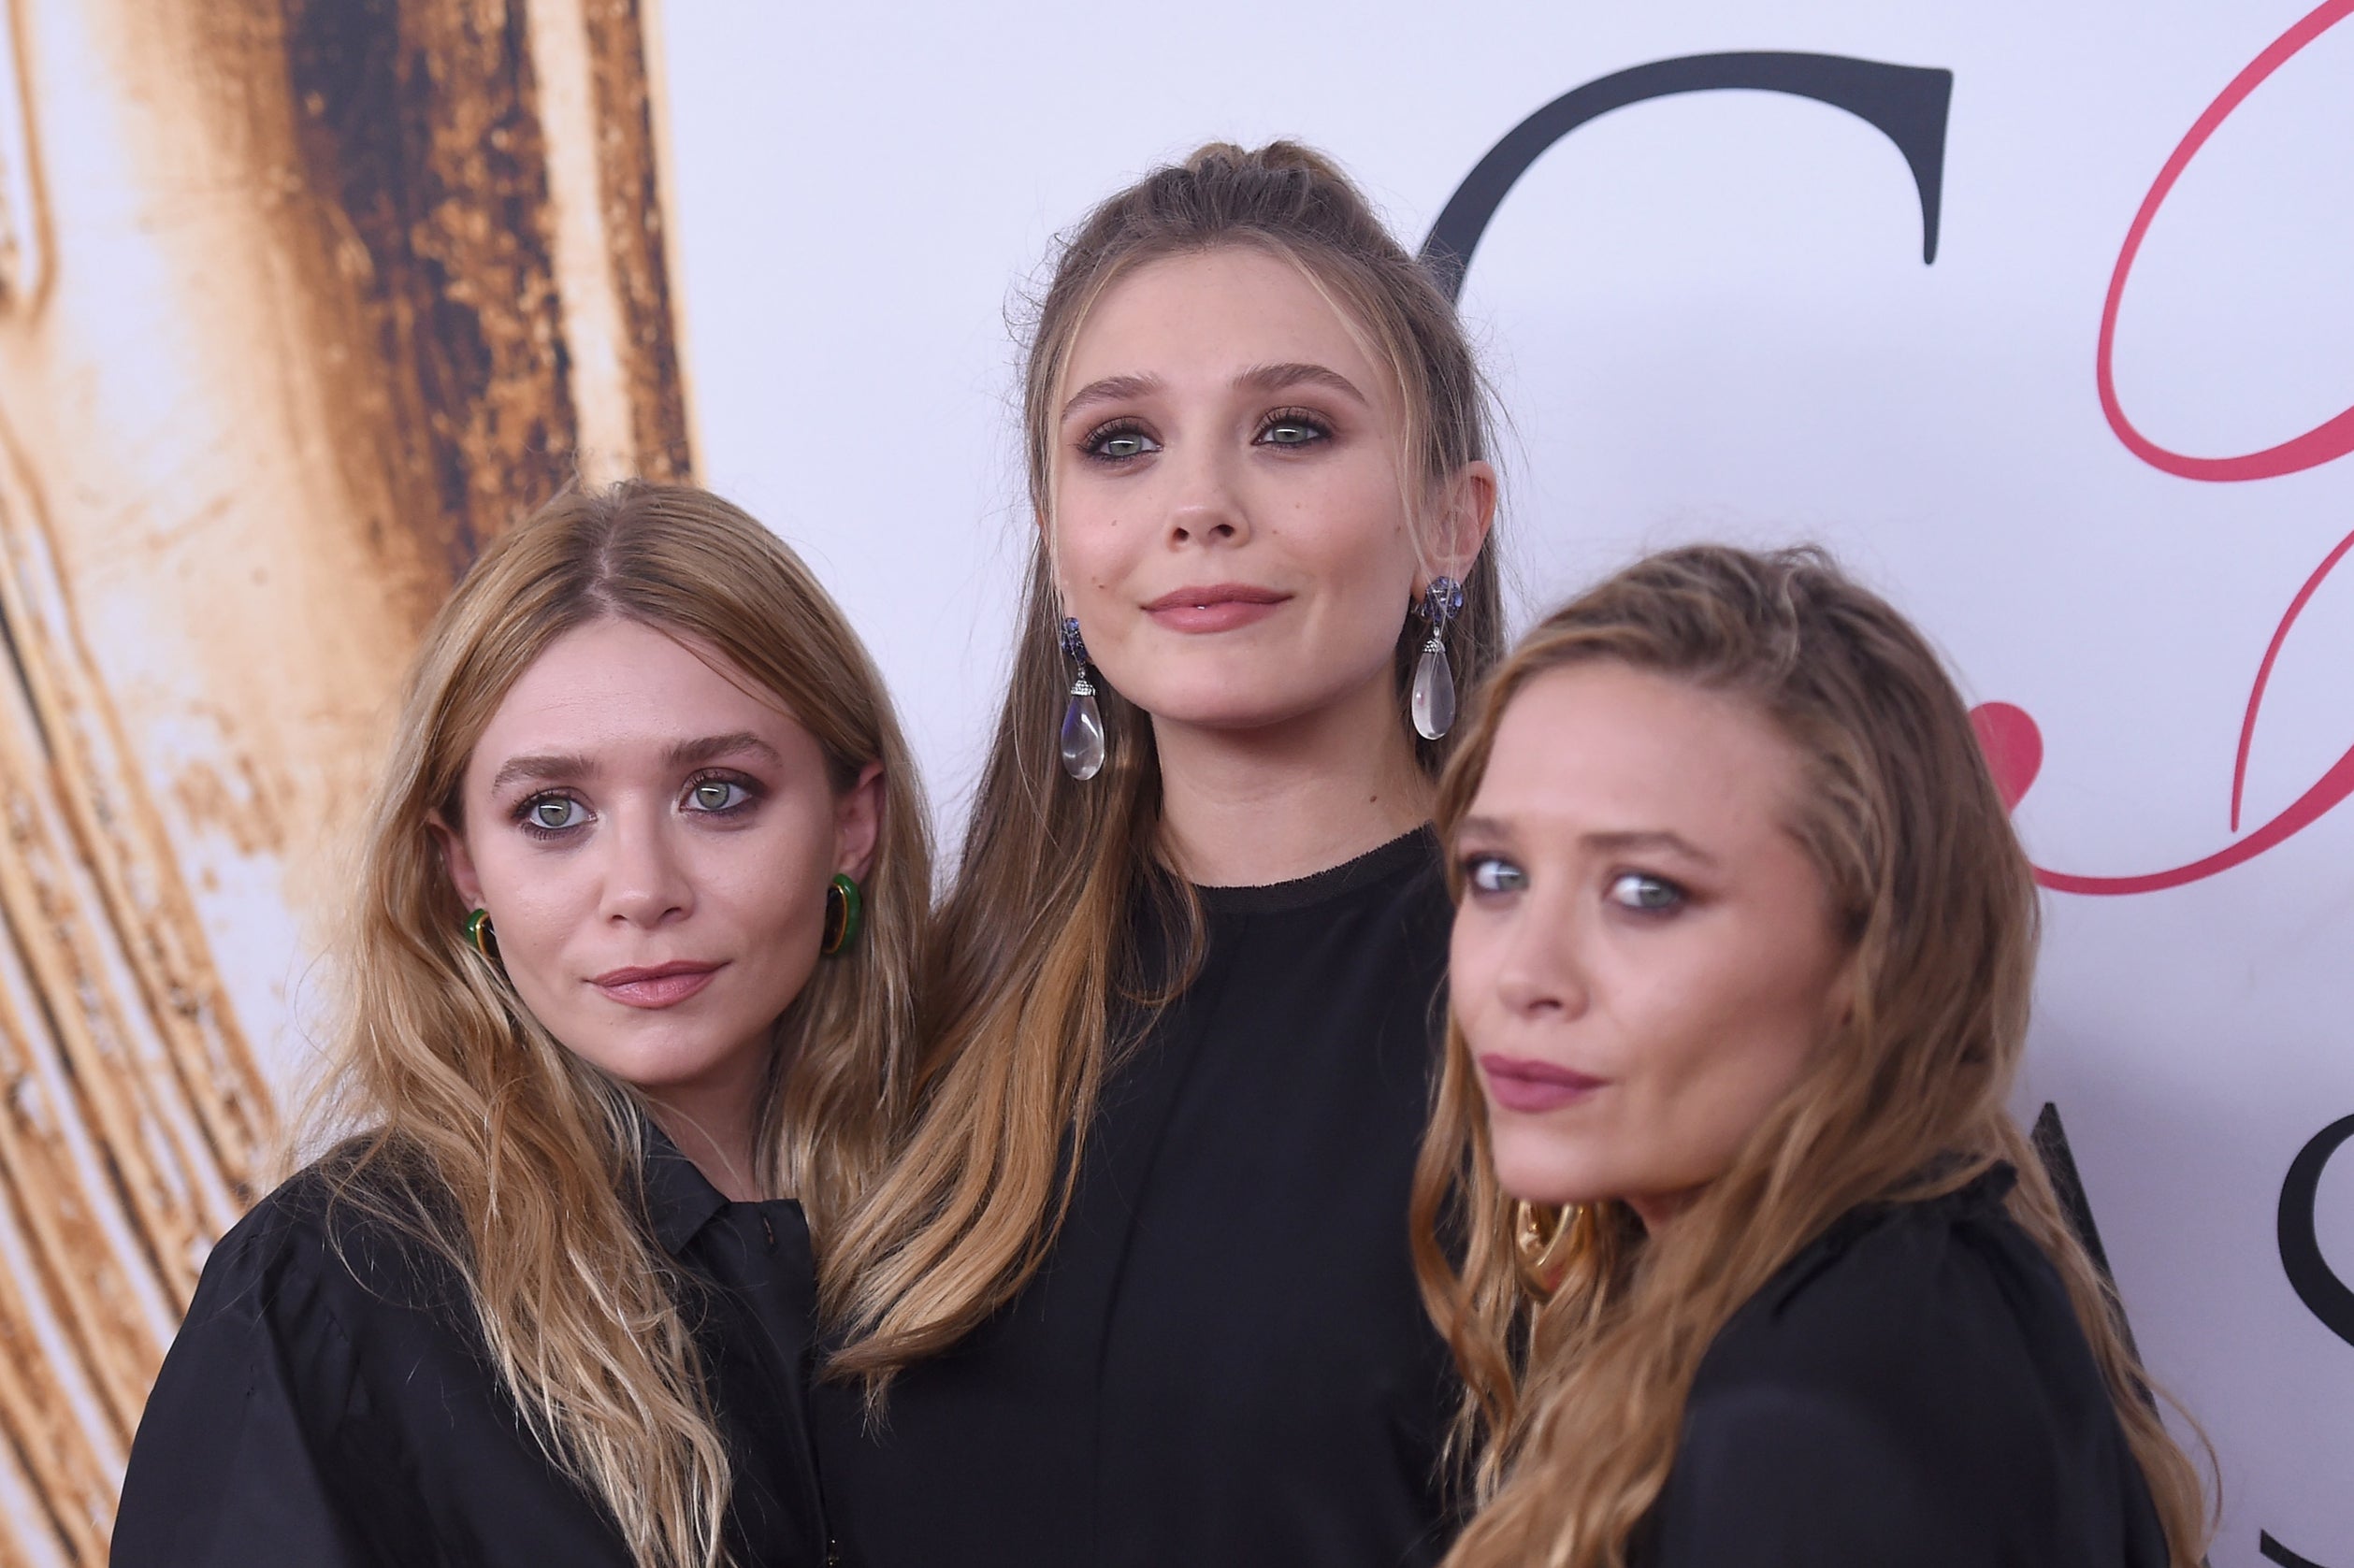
xmin=1423 ymin=11 xmax=2354 ymax=1562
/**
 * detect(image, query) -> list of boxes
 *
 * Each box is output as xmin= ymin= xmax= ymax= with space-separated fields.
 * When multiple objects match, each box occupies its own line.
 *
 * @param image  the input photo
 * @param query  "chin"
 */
xmin=1488 ymin=1129 xmax=1610 ymax=1210
xmin=1118 ymin=678 xmax=1344 ymax=733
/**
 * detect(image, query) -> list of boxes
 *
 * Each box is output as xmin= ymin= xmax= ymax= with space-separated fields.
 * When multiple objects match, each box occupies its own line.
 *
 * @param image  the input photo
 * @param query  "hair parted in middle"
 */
xmin=821 ymin=139 xmax=1504 ymax=1399
xmin=1410 ymin=543 xmax=2212 ymax=1568
xmin=299 ymin=481 xmax=931 ymax=1568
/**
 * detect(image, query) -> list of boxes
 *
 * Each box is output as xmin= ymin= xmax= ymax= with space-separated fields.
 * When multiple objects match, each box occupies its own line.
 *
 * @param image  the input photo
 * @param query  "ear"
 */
xmin=428 ymin=811 xmax=485 ymax=909
xmin=1820 ymin=949 xmax=1863 ymax=1041
xmin=834 ymin=761 xmax=886 ymax=883
xmin=1426 ymin=458 xmax=1499 ymax=583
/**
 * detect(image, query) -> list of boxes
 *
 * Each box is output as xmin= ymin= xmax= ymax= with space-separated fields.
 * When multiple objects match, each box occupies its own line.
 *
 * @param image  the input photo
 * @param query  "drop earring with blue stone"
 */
xmin=1409 ymin=577 xmax=1464 ymax=741
xmin=1059 ymin=615 xmax=1106 ymax=781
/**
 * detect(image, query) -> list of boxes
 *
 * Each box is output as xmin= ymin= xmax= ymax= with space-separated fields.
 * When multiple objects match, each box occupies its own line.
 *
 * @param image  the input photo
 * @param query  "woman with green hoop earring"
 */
xmin=116 ymin=482 xmax=931 ymax=1568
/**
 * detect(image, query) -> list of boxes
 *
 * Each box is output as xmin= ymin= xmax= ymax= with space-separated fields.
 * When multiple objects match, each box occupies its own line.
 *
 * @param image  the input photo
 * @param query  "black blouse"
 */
xmin=1634 ymin=1163 xmax=2171 ymax=1566
xmin=112 ymin=1133 xmax=828 ymax=1568
xmin=810 ymin=828 xmax=1461 ymax=1568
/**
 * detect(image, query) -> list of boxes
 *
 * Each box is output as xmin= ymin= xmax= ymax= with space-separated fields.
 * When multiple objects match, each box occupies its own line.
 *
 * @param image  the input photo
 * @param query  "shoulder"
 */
xmin=1654 ymin=1168 xmax=2138 ymax=1563
xmin=1702 ymin=1165 xmax=2074 ymax=1408
xmin=185 ymin=1143 xmax=470 ymax=1342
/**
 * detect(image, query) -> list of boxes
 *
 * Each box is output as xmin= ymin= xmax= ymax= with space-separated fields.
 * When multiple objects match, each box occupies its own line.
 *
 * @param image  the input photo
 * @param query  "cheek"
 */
xmin=700 ymin=798 xmax=841 ymax=946
xmin=1620 ymin=947 xmax=1829 ymax=1170
xmin=1447 ymin=913 xmax=1505 ymax=1045
xmin=467 ymin=835 xmax=594 ymax=969
xmin=1052 ymin=492 xmax=1142 ymax=591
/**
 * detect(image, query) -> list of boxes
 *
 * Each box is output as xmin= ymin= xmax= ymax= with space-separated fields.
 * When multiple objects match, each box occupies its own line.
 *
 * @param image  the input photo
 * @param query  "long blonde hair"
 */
xmin=822 ymin=140 xmax=1503 ymax=1397
xmin=1411 ymin=545 xmax=2211 ymax=1568
xmin=302 ymin=482 xmax=931 ymax=1568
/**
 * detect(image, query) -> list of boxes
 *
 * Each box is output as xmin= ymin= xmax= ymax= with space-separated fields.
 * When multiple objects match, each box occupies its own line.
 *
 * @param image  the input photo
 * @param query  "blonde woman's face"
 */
xmin=1448 ymin=664 xmax=1851 ymax=1230
xmin=1049 ymin=247 xmax=1491 ymax=737
xmin=440 ymin=618 xmax=879 ymax=1133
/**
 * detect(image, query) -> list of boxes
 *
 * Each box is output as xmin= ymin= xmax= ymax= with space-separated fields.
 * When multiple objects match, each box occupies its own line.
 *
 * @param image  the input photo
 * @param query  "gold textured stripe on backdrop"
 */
xmin=0 ymin=0 xmax=693 ymax=1561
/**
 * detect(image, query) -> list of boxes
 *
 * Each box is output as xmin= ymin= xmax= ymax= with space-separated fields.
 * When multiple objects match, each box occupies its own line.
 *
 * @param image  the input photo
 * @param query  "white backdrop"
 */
xmin=656 ymin=3 xmax=2354 ymax=1561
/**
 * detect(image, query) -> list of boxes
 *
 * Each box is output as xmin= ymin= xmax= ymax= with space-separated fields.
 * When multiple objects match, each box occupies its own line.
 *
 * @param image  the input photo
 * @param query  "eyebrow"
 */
xmin=667 ymin=731 xmax=784 ymax=770
xmin=1233 ymin=360 xmax=1368 ymax=406
xmin=1453 ymin=818 xmax=1722 ymax=869
xmin=1058 ymin=361 xmax=1370 ymax=424
xmin=484 ymin=733 xmax=782 ymax=796
xmin=1061 ymin=372 xmax=1163 ymax=424
xmin=487 ymin=753 xmax=590 ymax=795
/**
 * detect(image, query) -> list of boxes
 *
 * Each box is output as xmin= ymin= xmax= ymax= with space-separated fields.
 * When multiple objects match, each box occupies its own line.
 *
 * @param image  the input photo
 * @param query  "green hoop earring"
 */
xmin=820 ymin=873 xmax=863 ymax=957
xmin=464 ymin=908 xmax=498 ymax=962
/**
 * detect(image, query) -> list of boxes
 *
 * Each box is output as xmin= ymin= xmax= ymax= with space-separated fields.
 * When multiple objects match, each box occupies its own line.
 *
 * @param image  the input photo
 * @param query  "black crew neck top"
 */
xmin=1633 ymin=1163 xmax=2171 ymax=1566
xmin=112 ymin=1130 xmax=828 ymax=1568
xmin=811 ymin=827 xmax=1461 ymax=1568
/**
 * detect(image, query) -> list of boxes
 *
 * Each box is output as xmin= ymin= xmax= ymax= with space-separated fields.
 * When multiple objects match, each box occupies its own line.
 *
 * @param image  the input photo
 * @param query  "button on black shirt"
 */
xmin=1634 ymin=1164 xmax=2171 ymax=1566
xmin=812 ymin=829 xmax=1461 ymax=1568
xmin=113 ymin=1133 xmax=828 ymax=1568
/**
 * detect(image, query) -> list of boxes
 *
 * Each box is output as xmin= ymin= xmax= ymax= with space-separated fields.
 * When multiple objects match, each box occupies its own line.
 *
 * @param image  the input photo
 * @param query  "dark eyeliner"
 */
xmin=513 ymin=790 xmax=587 ymax=842
xmin=683 ymin=769 xmax=766 ymax=816
xmin=1253 ymin=407 xmax=1333 ymax=447
xmin=1078 ymin=417 xmax=1155 ymax=462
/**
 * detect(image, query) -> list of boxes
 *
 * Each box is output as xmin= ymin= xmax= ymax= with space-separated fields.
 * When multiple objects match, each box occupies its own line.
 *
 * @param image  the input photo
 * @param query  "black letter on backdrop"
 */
xmin=1420 ymin=51 xmax=1955 ymax=299
xmin=2263 ymin=1121 xmax=2350 ymax=1565
xmin=2279 ymin=1113 xmax=2354 ymax=1346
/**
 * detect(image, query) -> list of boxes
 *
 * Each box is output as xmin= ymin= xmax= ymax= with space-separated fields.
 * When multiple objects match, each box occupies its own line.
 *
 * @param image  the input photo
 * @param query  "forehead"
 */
xmin=473 ymin=617 xmax=795 ymax=758
xmin=1064 ymin=247 xmax=1389 ymax=398
xmin=1475 ymin=663 xmax=1806 ymax=840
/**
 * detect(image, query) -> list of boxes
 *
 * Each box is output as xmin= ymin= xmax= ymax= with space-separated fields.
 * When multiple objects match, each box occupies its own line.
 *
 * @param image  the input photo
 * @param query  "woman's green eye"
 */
xmin=689 ymin=780 xmax=747 ymax=813
xmin=1466 ymin=856 xmax=1525 ymax=894
xmin=1608 ymin=872 xmax=1683 ymax=913
xmin=528 ymin=798 xmax=584 ymax=831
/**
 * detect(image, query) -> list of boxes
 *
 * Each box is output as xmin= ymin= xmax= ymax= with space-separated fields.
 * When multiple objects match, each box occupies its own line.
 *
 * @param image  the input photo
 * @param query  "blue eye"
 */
xmin=520 ymin=795 xmax=588 ymax=836
xmin=1084 ymin=423 xmax=1159 ymax=461
xmin=1256 ymin=412 xmax=1329 ymax=448
xmin=1607 ymin=872 xmax=1683 ymax=913
xmin=1463 ymin=855 xmax=1526 ymax=895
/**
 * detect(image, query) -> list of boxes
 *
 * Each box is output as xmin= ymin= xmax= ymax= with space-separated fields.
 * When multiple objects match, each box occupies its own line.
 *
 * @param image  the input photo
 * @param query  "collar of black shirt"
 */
xmin=640 ymin=1119 xmax=731 ymax=1258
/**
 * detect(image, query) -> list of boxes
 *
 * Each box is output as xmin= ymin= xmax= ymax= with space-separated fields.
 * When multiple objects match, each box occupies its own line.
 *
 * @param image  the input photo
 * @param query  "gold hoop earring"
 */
xmin=1512 ymin=1200 xmax=1581 ymax=1297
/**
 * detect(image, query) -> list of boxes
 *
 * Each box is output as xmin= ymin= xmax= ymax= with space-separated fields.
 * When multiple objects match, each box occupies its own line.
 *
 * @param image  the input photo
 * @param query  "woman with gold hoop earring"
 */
xmin=1413 ymin=546 xmax=2210 ymax=1567
xmin=115 ymin=482 xmax=931 ymax=1568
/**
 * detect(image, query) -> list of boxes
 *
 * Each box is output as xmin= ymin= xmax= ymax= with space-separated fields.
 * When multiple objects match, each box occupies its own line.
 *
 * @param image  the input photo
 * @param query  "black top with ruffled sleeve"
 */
xmin=1633 ymin=1163 xmax=2172 ymax=1566
xmin=112 ymin=1133 xmax=827 ymax=1568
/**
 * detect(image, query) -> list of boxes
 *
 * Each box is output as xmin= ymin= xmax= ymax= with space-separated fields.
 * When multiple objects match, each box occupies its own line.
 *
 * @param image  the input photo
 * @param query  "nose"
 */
xmin=1493 ymin=891 xmax=1590 ymax=1023
xmin=598 ymin=802 xmax=693 ymax=928
xmin=1161 ymin=438 xmax=1250 ymax=549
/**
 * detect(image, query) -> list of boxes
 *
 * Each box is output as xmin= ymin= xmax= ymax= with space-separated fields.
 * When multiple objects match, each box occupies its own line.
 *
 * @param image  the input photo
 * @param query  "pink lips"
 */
xmin=1478 ymin=1054 xmax=1605 ymax=1114
xmin=1142 ymin=582 xmax=1289 ymax=634
xmin=592 ymin=960 xmax=721 ymax=1010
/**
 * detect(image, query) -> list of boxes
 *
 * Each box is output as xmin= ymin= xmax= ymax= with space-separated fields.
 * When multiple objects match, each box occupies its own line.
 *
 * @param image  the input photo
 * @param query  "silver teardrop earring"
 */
xmin=1409 ymin=577 xmax=1464 ymax=740
xmin=1059 ymin=616 xmax=1107 ymax=780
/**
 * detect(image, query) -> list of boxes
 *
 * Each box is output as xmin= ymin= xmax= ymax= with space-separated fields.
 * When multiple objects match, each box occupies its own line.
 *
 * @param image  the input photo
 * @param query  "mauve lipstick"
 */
xmin=1478 ymin=1054 xmax=1604 ymax=1114
xmin=592 ymin=960 xmax=721 ymax=1010
xmin=1142 ymin=583 xmax=1289 ymax=634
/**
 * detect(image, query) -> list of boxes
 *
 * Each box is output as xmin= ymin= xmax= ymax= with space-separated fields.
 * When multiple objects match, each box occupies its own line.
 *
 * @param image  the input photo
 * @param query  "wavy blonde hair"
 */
xmin=821 ymin=140 xmax=1503 ymax=1398
xmin=298 ymin=482 xmax=930 ymax=1568
xmin=1411 ymin=545 xmax=2212 ymax=1568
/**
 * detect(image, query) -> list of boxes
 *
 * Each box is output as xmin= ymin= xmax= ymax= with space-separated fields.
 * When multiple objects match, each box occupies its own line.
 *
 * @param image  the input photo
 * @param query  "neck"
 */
xmin=1151 ymin=670 xmax=1432 ymax=887
xmin=1625 ymin=1187 xmax=1697 ymax=1234
xmin=642 ymin=1061 xmax=767 ymax=1202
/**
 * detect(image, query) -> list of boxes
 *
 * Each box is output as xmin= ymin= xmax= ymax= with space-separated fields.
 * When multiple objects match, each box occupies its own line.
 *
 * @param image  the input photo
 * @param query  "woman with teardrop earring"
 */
xmin=1417 ymin=545 xmax=2212 ymax=1566
xmin=113 ymin=482 xmax=931 ymax=1568
xmin=813 ymin=142 xmax=1501 ymax=1568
